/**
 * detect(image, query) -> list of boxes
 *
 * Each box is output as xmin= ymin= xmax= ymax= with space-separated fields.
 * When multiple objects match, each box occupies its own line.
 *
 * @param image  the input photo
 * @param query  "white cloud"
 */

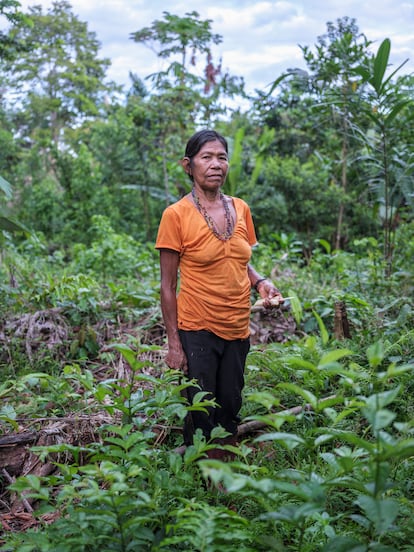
xmin=11 ymin=0 xmax=414 ymax=95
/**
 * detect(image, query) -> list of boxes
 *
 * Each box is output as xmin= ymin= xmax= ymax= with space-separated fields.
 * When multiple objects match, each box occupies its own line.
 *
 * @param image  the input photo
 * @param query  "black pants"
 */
xmin=178 ymin=329 xmax=250 ymax=446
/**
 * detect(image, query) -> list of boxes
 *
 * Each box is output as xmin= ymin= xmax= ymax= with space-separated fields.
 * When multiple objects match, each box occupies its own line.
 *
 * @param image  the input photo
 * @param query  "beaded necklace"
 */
xmin=191 ymin=187 xmax=233 ymax=241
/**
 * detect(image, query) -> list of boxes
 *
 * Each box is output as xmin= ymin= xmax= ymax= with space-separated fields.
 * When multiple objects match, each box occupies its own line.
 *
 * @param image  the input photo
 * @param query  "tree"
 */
xmin=354 ymin=39 xmax=414 ymax=275
xmin=0 ymin=0 xmax=121 ymax=241
xmin=300 ymin=17 xmax=374 ymax=250
xmin=0 ymin=0 xmax=24 ymax=181
xmin=2 ymin=0 xmax=115 ymax=150
xmin=130 ymin=11 xmax=245 ymax=200
xmin=68 ymin=88 xmax=167 ymax=242
xmin=0 ymin=0 xmax=27 ymax=63
xmin=131 ymin=10 xmax=222 ymax=91
xmin=0 ymin=1 xmax=30 ymax=237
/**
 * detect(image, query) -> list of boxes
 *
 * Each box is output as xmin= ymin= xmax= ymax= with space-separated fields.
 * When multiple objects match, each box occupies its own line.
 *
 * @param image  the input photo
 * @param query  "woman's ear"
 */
xmin=181 ymin=157 xmax=191 ymax=175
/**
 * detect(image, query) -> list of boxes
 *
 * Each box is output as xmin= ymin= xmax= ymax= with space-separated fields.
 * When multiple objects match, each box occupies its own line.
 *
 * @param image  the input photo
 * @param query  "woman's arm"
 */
xmin=159 ymin=248 xmax=188 ymax=373
xmin=247 ymin=263 xmax=284 ymax=305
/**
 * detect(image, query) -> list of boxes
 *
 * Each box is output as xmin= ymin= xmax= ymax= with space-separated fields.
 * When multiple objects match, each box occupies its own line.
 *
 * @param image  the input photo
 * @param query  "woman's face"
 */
xmin=186 ymin=139 xmax=229 ymax=191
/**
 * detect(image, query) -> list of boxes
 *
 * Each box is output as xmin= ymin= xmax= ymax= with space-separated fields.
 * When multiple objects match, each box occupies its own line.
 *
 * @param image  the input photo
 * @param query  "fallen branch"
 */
xmin=237 ymin=402 xmax=316 ymax=437
xmin=0 ymin=432 xmax=37 ymax=447
xmin=173 ymin=395 xmax=337 ymax=454
xmin=1 ymin=469 xmax=34 ymax=513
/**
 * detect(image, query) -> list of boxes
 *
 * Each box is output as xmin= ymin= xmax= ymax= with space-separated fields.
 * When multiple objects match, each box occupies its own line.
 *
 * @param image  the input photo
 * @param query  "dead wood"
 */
xmin=172 ymin=396 xmax=337 ymax=455
xmin=0 ymin=414 xmax=112 ymax=509
xmin=250 ymin=303 xmax=296 ymax=344
xmin=334 ymin=300 xmax=351 ymax=339
xmin=3 ymin=308 xmax=70 ymax=361
xmin=237 ymin=401 xmax=318 ymax=437
xmin=0 ymin=432 xmax=37 ymax=447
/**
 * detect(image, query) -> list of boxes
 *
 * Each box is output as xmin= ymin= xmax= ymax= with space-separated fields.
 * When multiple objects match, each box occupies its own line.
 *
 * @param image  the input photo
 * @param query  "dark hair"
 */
xmin=184 ymin=129 xmax=228 ymax=158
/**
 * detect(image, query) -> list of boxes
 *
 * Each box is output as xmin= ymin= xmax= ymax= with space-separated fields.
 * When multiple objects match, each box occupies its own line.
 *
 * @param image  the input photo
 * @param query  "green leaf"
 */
xmin=318 ymin=395 xmax=343 ymax=410
xmin=313 ymin=310 xmax=329 ymax=345
xmin=0 ymin=174 xmax=12 ymax=198
xmin=366 ymin=341 xmax=384 ymax=368
xmin=0 ymin=215 xmax=29 ymax=233
xmin=267 ymin=70 xmax=296 ymax=96
xmin=382 ymin=438 xmax=414 ymax=461
xmin=373 ymin=38 xmax=390 ymax=94
xmin=254 ymin=432 xmax=305 ymax=450
xmin=277 ymin=382 xmax=317 ymax=408
xmin=385 ymin=98 xmax=412 ymax=125
xmin=323 ymin=429 xmax=375 ymax=453
xmin=361 ymin=407 xmax=396 ymax=432
xmin=246 ymin=390 xmax=280 ymax=409
xmin=356 ymin=495 xmax=399 ymax=534
xmin=287 ymin=288 xmax=302 ymax=324
xmin=286 ymin=357 xmax=318 ymax=372
xmin=384 ymin=363 xmax=414 ymax=378
xmin=321 ymin=536 xmax=366 ymax=552
xmin=0 ymin=416 xmax=19 ymax=431
xmin=226 ymin=127 xmax=245 ymax=196
xmin=318 ymin=349 xmax=354 ymax=367
xmin=318 ymin=239 xmax=331 ymax=254
xmin=364 ymin=386 xmax=401 ymax=410
xmin=110 ymin=343 xmax=137 ymax=367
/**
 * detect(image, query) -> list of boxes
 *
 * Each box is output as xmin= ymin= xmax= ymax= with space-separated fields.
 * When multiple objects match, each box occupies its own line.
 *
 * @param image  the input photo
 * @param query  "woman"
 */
xmin=156 ymin=129 xmax=283 ymax=447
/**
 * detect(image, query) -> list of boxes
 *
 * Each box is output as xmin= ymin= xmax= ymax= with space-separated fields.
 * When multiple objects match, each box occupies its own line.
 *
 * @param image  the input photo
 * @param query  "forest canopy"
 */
xmin=0 ymin=1 xmax=412 ymax=256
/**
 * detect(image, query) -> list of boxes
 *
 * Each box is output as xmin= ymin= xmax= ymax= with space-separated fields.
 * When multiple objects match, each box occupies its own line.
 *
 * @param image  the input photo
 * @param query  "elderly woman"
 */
xmin=156 ymin=129 xmax=283 ymax=449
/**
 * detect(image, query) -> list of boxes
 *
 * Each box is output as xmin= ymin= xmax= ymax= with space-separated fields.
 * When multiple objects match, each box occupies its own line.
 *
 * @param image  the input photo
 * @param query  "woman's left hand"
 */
xmin=257 ymin=279 xmax=284 ymax=308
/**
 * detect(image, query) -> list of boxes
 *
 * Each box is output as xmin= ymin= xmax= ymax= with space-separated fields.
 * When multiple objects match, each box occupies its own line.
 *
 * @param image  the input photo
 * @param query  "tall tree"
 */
xmin=2 ymin=0 xmax=114 ymax=150
xmin=354 ymin=39 xmax=414 ymax=275
xmin=0 ymin=0 xmax=119 ymax=241
xmin=0 ymin=0 xmax=26 ymax=63
xmin=130 ymin=11 xmax=245 ymax=200
xmin=300 ymin=17 xmax=374 ymax=249
xmin=0 ymin=0 xmax=27 ymax=235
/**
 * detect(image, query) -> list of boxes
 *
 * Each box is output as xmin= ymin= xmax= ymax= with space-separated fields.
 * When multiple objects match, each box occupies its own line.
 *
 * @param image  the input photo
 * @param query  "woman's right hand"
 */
xmin=165 ymin=344 xmax=188 ymax=374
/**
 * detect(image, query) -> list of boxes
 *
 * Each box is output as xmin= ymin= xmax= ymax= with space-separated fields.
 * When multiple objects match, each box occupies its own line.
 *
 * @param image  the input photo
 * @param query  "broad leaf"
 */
xmin=356 ymin=495 xmax=399 ymax=535
xmin=372 ymin=38 xmax=390 ymax=94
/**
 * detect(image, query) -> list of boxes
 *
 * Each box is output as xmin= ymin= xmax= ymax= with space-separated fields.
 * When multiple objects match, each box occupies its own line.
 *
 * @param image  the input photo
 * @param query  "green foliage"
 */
xmin=3 ymin=336 xmax=414 ymax=550
xmin=0 ymin=174 xmax=29 ymax=240
xmin=72 ymin=102 xmax=164 ymax=241
xmin=0 ymin=0 xmax=29 ymax=62
xmin=70 ymin=215 xmax=158 ymax=283
xmin=5 ymin=0 xmax=113 ymax=131
xmin=129 ymin=9 xmax=245 ymax=203
xmin=352 ymin=38 xmax=414 ymax=274
xmin=57 ymin=145 xmax=116 ymax=245
xmin=251 ymin=154 xmax=339 ymax=247
xmin=2 ymin=308 xmax=414 ymax=550
xmin=16 ymin=175 xmax=66 ymax=237
xmin=0 ymin=173 xmax=11 ymax=198
xmin=130 ymin=10 xmax=222 ymax=83
xmin=240 ymin=334 xmax=414 ymax=550
xmin=252 ymin=19 xmax=413 ymax=259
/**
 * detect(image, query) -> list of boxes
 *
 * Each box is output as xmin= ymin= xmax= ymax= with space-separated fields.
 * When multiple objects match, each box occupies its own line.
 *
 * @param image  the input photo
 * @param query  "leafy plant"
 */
xmin=354 ymin=38 xmax=414 ymax=275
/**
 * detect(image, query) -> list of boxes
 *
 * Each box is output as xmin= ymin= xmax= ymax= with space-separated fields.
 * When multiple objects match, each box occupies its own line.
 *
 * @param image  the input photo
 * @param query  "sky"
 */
xmin=14 ymin=0 xmax=414 ymax=96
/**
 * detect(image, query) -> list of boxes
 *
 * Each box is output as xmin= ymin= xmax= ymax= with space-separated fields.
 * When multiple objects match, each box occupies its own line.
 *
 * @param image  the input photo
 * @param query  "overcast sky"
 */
xmin=16 ymin=0 xmax=414 ymax=95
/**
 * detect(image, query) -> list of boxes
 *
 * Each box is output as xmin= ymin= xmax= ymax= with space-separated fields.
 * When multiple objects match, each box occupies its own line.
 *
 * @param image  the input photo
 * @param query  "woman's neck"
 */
xmin=192 ymin=185 xmax=221 ymax=203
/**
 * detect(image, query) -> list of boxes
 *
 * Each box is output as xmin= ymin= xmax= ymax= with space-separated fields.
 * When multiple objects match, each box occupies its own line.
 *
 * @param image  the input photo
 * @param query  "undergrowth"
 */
xmin=0 ymin=225 xmax=413 ymax=550
xmin=1 ymin=335 xmax=414 ymax=551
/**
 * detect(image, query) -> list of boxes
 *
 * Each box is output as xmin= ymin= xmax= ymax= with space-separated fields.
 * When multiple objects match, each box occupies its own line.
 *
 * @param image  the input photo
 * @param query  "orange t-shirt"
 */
xmin=155 ymin=195 xmax=257 ymax=340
